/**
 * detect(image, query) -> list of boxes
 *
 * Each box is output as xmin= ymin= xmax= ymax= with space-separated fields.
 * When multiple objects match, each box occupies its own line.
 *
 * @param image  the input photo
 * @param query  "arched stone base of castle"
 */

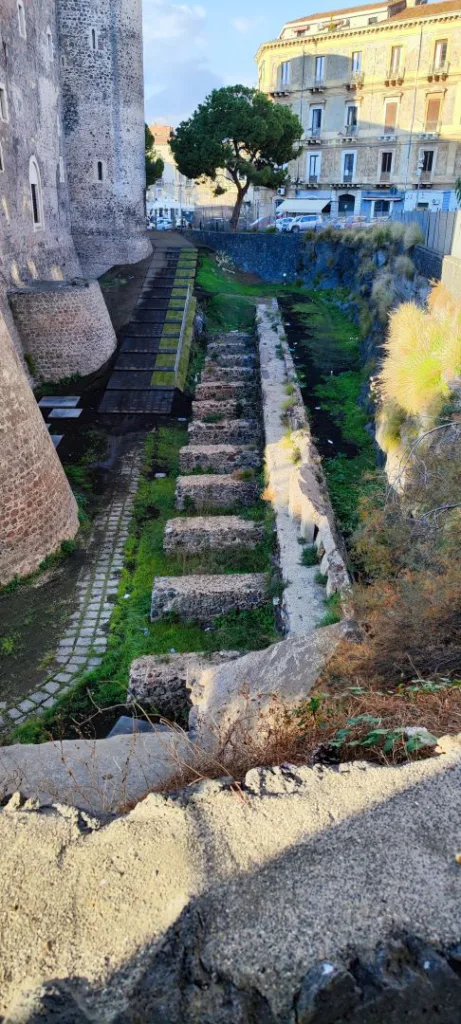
xmin=8 ymin=280 xmax=117 ymax=382
xmin=0 ymin=307 xmax=79 ymax=586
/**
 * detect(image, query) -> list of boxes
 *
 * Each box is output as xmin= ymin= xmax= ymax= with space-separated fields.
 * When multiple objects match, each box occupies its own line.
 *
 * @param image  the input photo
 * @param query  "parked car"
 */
xmin=289 ymin=214 xmax=324 ymax=233
xmin=275 ymin=216 xmax=296 ymax=233
xmin=155 ymin=217 xmax=173 ymax=231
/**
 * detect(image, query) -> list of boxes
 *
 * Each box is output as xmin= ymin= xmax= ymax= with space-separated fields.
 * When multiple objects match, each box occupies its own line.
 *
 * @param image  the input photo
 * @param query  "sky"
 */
xmin=142 ymin=0 xmax=364 ymax=127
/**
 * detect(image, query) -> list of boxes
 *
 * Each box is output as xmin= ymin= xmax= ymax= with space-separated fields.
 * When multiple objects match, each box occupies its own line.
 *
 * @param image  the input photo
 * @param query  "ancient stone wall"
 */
xmin=9 ymin=280 xmax=117 ymax=380
xmin=0 ymin=303 xmax=79 ymax=585
xmin=0 ymin=0 xmax=81 ymax=287
xmin=57 ymin=0 xmax=151 ymax=277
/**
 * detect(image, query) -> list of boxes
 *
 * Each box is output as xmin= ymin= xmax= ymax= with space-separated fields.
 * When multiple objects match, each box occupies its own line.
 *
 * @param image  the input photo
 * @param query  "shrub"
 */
xmin=371 ymin=273 xmax=394 ymax=321
xmin=403 ymin=222 xmax=424 ymax=250
xmin=379 ymin=291 xmax=461 ymax=417
xmin=394 ymin=254 xmax=415 ymax=280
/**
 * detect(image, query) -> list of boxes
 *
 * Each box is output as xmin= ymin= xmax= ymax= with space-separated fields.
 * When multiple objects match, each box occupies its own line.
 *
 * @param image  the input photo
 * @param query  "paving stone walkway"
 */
xmin=0 ymin=448 xmax=141 ymax=731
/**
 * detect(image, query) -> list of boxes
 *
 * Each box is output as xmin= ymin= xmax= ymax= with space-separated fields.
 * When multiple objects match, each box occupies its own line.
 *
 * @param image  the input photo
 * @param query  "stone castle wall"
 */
xmin=9 ymin=280 xmax=117 ymax=380
xmin=0 ymin=302 xmax=79 ymax=585
xmin=57 ymin=0 xmax=151 ymax=277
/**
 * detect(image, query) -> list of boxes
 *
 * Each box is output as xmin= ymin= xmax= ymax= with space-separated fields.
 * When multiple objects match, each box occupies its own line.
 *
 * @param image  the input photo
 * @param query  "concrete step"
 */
xmin=195 ymin=382 xmax=257 ymax=403
xmin=192 ymin=400 xmax=252 ymax=421
xmin=201 ymin=365 xmax=255 ymax=383
xmin=151 ymin=573 xmax=269 ymax=622
xmin=164 ymin=515 xmax=264 ymax=554
xmin=179 ymin=444 xmax=260 ymax=475
xmin=128 ymin=651 xmax=240 ymax=711
xmin=188 ymin=419 xmax=261 ymax=446
xmin=176 ymin=474 xmax=259 ymax=511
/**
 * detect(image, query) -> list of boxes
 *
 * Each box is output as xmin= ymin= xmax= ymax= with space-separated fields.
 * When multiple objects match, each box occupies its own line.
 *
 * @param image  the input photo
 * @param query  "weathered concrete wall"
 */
xmin=2 ymin=734 xmax=461 ymax=1021
xmin=0 ymin=302 xmax=79 ymax=585
xmin=8 ymin=279 xmax=117 ymax=380
xmin=57 ymin=0 xmax=151 ymax=276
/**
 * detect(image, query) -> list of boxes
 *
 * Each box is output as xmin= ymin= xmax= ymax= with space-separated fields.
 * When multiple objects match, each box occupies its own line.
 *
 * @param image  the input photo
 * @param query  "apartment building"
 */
xmin=256 ymin=0 xmax=461 ymax=217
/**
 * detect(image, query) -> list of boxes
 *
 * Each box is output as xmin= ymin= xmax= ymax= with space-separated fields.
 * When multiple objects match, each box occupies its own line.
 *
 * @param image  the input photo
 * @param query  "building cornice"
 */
xmin=255 ymin=10 xmax=461 ymax=61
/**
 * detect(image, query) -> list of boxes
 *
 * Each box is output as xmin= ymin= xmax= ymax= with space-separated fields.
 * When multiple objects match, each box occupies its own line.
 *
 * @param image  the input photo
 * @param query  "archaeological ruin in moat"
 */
xmin=2 ymin=1 xmax=461 ymax=1021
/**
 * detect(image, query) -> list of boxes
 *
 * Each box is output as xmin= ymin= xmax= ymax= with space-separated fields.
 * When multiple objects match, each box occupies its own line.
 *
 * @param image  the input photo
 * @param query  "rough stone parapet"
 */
xmin=207 ymin=345 xmax=256 ymax=365
xmin=163 ymin=516 xmax=264 ymax=554
xmin=8 ymin=280 xmax=117 ymax=380
xmin=188 ymin=419 xmax=261 ymax=446
xmin=192 ymin=400 xmax=250 ymax=420
xmin=176 ymin=474 xmax=259 ymax=511
xmin=127 ymin=651 xmax=241 ymax=716
xmin=201 ymin=365 xmax=256 ymax=383
xmin=151 ymin=573 xmax=268 ymax=622
xmin=179 ymin=444 xmax=260 ymax=475
xmin=195 ymin=381 xmax=257 ymax=402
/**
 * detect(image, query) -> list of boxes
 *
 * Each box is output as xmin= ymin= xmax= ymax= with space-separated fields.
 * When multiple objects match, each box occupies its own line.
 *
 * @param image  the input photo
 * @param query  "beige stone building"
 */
xmin=148 ymin=124 xmax=243 ymax=222
xmin=256 ymin=0 xmax=461 ymax=218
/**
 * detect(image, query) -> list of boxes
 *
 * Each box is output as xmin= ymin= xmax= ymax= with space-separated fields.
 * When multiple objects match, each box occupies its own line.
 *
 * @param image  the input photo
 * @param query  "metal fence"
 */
xmin=390 ymin=208 xmax=456 ymax=256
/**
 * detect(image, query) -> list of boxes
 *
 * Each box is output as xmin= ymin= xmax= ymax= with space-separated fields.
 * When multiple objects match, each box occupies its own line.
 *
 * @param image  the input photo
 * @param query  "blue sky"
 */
xmin=143 ymin=0 xmax=359 ymax=126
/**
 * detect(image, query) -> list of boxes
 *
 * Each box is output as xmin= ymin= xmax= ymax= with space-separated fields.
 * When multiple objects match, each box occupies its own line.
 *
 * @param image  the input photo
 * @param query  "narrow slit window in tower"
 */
xmin=97 ymin=160 xmax=104 ymax=181
xmin=18 ymin=2 xmax=26 ymax=38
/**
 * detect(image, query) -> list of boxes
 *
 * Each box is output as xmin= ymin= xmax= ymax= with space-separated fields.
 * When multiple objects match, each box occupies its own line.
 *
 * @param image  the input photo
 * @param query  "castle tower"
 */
xmin=57 ymin=0 xmax=151 ymax=277
xmin=0 ymin=303 xmax=79 ymax=585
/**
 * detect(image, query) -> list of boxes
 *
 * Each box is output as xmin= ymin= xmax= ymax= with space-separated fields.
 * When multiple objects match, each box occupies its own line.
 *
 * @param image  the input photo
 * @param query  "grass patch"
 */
xmin=300 ymin=545 xmax=318 ymax=567
xmin=317 ymin=592 xmax=342 ymax=628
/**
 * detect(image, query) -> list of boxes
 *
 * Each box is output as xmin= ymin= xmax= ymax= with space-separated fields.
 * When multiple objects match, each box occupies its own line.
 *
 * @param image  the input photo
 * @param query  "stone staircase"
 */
xmin=151 ymin=330 xmax=269 ymax=624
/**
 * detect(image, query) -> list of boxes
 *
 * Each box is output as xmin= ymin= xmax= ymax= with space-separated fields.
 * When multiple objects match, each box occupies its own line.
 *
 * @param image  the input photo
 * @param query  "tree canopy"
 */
xmin=170 ymin=86 xmax=303 ymax=228
xmin=145 ymin=124 xmax=164 ymax=188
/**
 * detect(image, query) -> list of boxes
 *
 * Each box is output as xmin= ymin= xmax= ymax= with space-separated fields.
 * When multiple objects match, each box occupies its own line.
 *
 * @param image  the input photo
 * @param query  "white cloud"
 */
xmin=143 ymin=0 xmax=221 ymax=125
xmin=231 ymin=16 xmax=265 ymax=34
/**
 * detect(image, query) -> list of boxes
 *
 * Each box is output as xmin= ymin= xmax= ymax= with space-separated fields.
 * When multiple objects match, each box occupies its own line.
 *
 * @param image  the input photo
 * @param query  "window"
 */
xmin=351 ymin=51 xmax=362 ymax=72
xmin=0 ymin=143 xmax=4 ymax=173
xmin=381 ymin=151 xmax=393 ymax=174
xmin=421 ymin=149 xmax=434 ymax=174
xmin=374 ymin=199 xmax=390 ymax=217
xmin=310 ymin=106 xmax=322 ymax=135
xmin=0 ymin=85 xmax=9 ymax=123
xmin=390 ymin=46 xmax=402 ymax=74
xmin=46 ymin=29 xmax=53 ymax=60
xmin=90 ymin=28 xmax=98 ymax=50
xmin=368 ymin=16 xmax=377 ymax=24
xmin=384 ymin=99 xmax=398 ymax=130
xmin=17 ymin=2 xmax=26 ymax=38
xmin=434 ymin=39 xmax=447 ymax=69
xmin=308 ymin=152 xmax=321 ymax=182
xmin=280 ymin=61 xmax=291 ymax=87
xmin=346 ymin=104 xmax=358 ymax=128
xmin=258 ymin=61 xmax=265 ymax=88
xmin=315 ymin=56 xmax=325 ymax=82
xmin=96 ymin=160 xmax=104 ymax=181
xmin=343 ymin=151 xmax=355 ymax=182
xmin=29 ymin=158 xmax=43 ymax=227
xmin=425 ymin=95 xmax=441 ymax=131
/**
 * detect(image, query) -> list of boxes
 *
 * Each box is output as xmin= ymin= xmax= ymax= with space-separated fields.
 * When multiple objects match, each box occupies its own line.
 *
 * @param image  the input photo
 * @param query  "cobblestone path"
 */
xmin=1 ymin=448 xmax=141 ymax=730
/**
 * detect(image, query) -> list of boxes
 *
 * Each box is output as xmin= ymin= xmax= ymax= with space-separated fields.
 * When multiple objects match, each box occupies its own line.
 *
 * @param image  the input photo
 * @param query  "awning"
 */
xmin=276 ymin=198 xmax=330 ymax=215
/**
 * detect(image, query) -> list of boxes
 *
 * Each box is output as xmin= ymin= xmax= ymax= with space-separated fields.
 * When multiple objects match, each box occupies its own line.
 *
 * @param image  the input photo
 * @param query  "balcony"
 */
xmin=341 ymin=124 xmax=359 ymax=141
xmin=427 ymin=61 xmax=449 ymax=81
xmin=379 ymin=171 xmax=391 ymax=184
xmin=309 ymin=76 xmax=326 ymax=93
xmin=305 ymin=126 xmax=322 ymax=144
xmin=343 ymin=172 xmax=354 ymax=184
xmin=347 ymin=71 xmax=364 ymax=90
xmin=308 ymin=174 xmax=319 ymax=184
xmin=384 ymin=65 xmax=405 ymax=86
xmin=418 ymin=125 xmax=440 ymax=139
